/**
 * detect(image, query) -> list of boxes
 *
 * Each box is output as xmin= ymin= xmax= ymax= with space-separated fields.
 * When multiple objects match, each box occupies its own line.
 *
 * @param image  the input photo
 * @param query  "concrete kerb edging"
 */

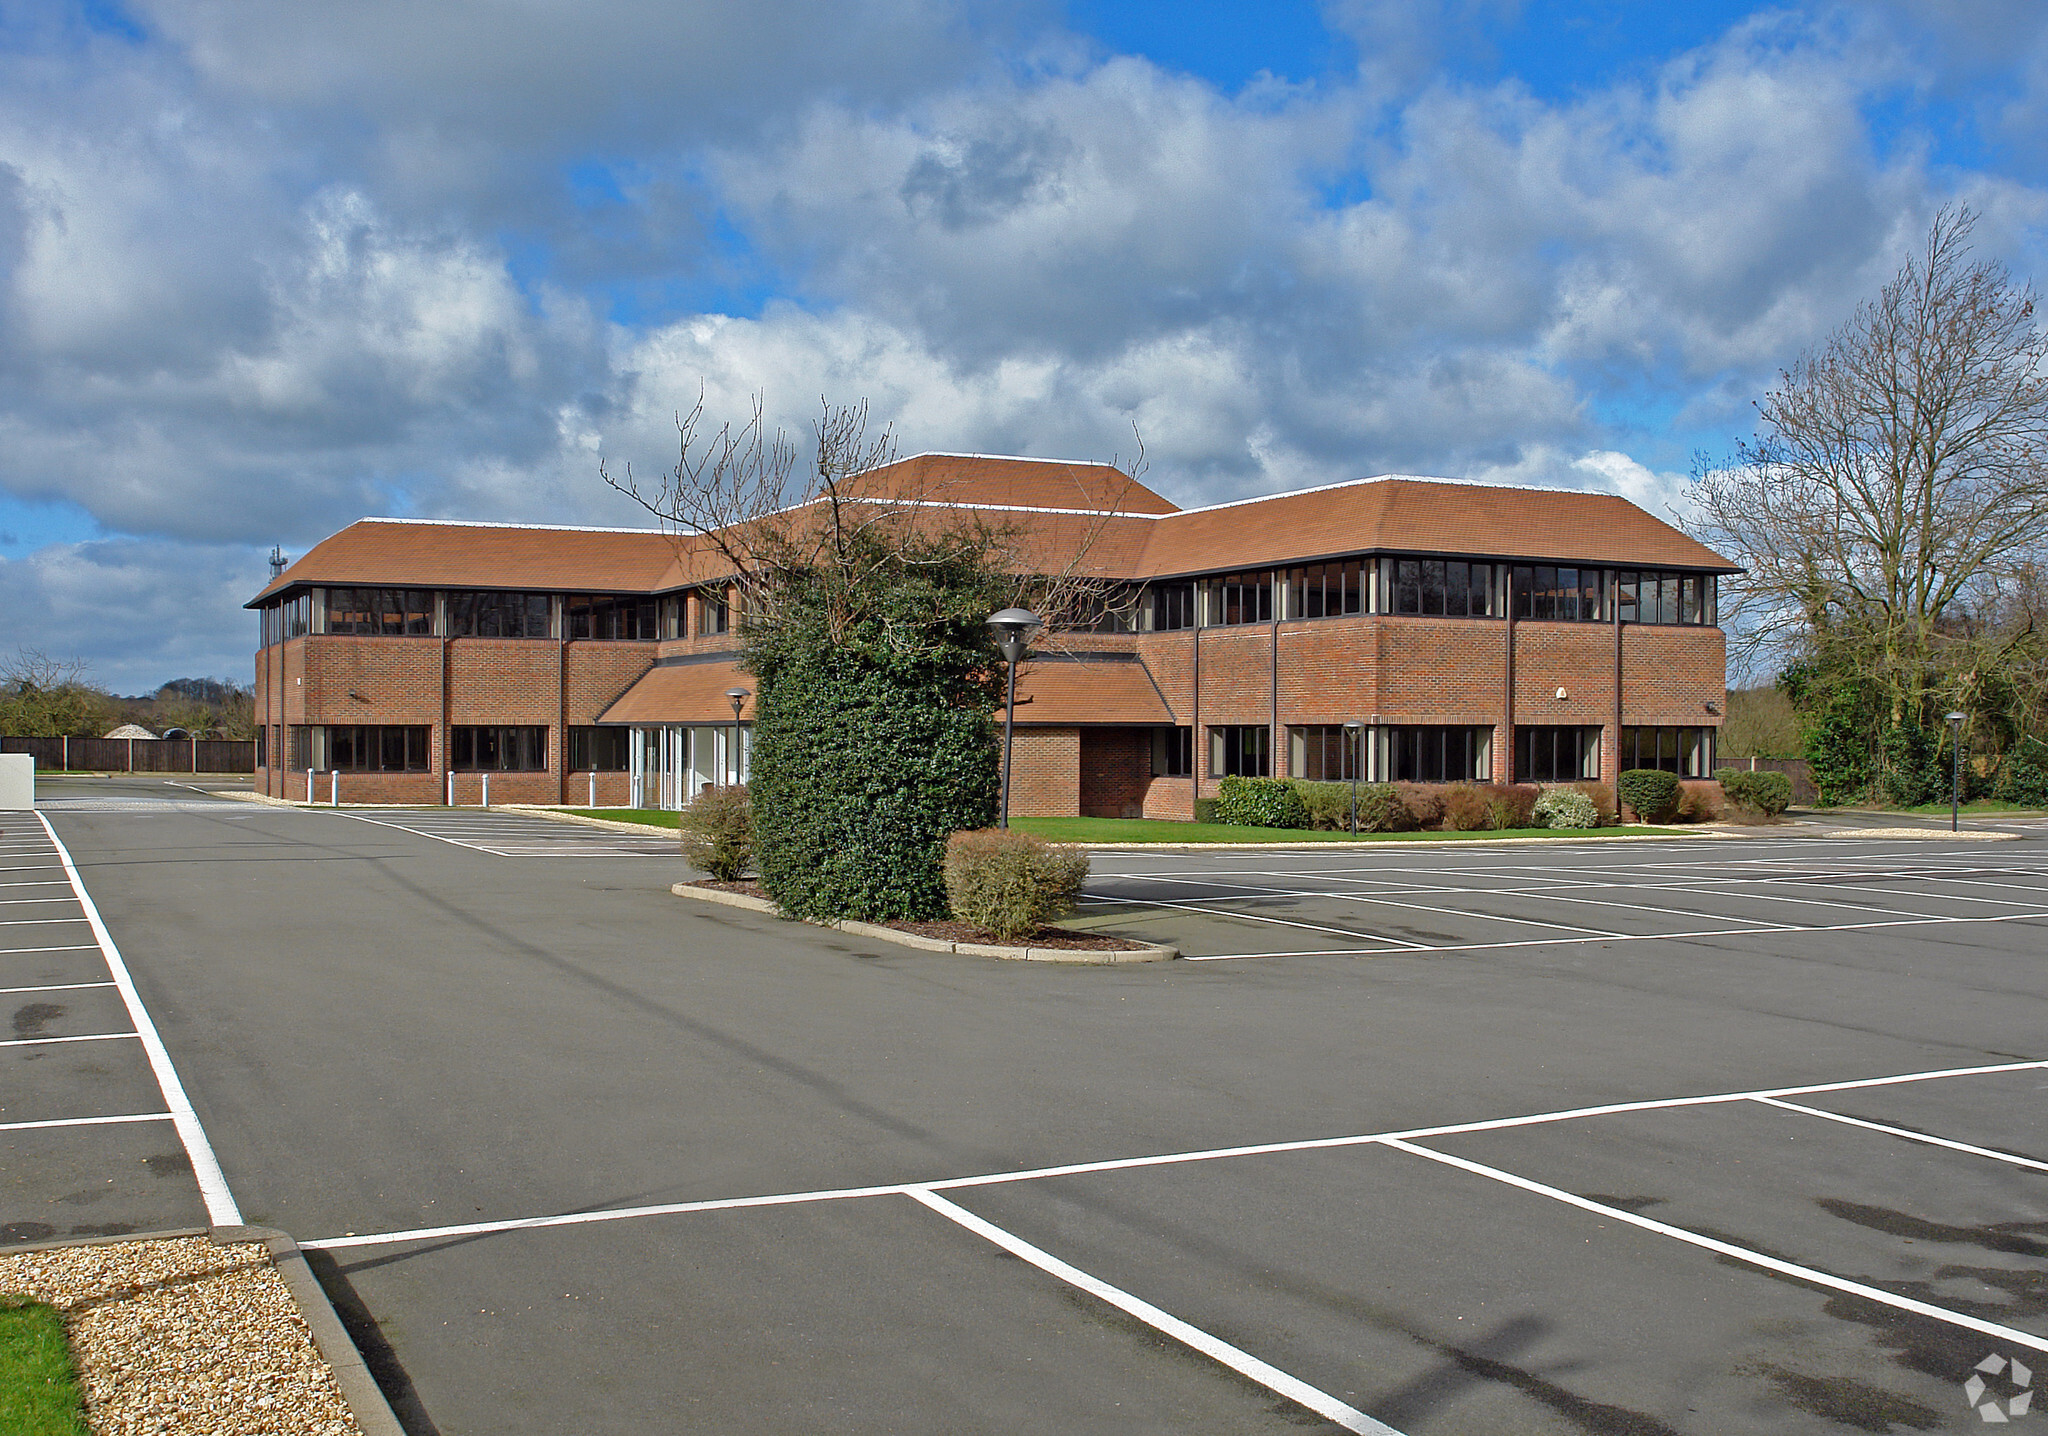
xmin=672 ymin=882 xmax=1178 ymax=963
xmin=0 ymin=1225 xmax=405 ymax=1436
xmin=494 ymin=803 xmax=680 ymax=835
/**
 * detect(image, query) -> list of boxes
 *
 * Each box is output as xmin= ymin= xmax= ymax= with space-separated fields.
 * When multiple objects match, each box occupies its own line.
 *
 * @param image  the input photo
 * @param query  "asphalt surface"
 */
xmin=6 ymin=776 xmax=2046 ymax=1434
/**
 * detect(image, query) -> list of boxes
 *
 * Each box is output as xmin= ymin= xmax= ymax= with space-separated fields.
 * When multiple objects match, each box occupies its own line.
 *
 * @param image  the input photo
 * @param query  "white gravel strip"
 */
xmin=0 ymin=1236 xmax=362 ymax=1435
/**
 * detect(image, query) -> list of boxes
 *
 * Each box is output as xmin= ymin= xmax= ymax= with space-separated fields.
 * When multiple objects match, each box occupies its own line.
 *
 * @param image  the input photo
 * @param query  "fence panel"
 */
xmin=0 ymin=736 xmax=256 ymax=773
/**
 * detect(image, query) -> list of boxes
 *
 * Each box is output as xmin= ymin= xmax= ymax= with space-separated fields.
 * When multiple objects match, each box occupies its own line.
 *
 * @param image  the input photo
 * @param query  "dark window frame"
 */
xmin=1515 ymin=725 xmax=1601 ymax=782
xmin=568 ymin=726 xmax=631 ymax=771
xmin=325 ymin=588 xmax=434 ymax=637
xmin=1208 ymin=724 xmax=1271 ymax=777
xmin=1384 ymin=725 xmax=1491 ymax=783
xmin=447 ymin=591 xmax=552 ymax=639
xmin=451 ymin=724 xmax=549 ymax=772
xmin=1151 ymin=726 xmax=1194 ymax=777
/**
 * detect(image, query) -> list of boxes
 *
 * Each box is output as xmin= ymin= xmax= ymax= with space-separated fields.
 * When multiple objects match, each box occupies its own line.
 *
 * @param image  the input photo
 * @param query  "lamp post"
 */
xmin=1946 ymin=710 xmax=1967 ymax=832
xmin=726 ymin=687 xmax=750 ymax=788
xmin=1344 ymin=719 xmax=1365 ymax=834
xmin=987 ymin=608 xmax=1042 ymax=829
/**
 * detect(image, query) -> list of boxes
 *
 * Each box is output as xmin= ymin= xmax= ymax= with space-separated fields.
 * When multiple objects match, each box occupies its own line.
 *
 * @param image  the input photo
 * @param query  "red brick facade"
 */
xmin=251 ymin=464 xmax=1734 ymax=814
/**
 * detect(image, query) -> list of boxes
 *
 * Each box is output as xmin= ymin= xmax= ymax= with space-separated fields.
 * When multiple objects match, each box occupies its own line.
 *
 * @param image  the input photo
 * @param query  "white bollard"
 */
xmin=588 ymin=771 xmax=596 ymax=808
xmin=446 ymin=769 xmax=455 ymax=806
xmin=307 ymin=767 xmax=315 ymax=803
xmin=481 ymin=771 xmax=490 ymax=808
xmin=329 ymin=770 xmax=339 ymax=806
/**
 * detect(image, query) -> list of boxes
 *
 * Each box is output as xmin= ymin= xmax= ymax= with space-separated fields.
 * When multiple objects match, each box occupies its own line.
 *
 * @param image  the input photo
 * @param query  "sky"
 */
xmin=1 ymin=0 xmax=2045 ymax=694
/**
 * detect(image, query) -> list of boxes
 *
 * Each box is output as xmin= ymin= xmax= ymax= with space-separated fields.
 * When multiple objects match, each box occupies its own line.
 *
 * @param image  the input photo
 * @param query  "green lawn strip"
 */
xmin=0 ymin=1297 xmax=88 ymax=1436
xmin=1886 ymin=799 xmax=2044 ymax=817
xmin=559 ymin=807 xmax=681 ymax=829
xmin=1010 ymin=816 xmax=1671 ymax=844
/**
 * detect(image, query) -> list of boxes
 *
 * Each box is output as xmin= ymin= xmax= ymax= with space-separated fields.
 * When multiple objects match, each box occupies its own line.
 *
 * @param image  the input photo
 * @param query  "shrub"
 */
xmin=1289 ymin=780 xmax=1353 ymax=831
xmin=1996 ymin=737 xmax=2048 ymax=808
xmin=1617 ymin=768 xmax=1682 ymax=823
xmin=1572 ymin=781 xmax=1618 ymax=827
xmin=1717 ymin=768 xmax=1792 ymax=817
xmin=678 ymin=784 xmax=753 ymax=880
xmin=1214 ymin=775 xmax=1309 ymax=829
xmin=1192 ymin=797 xmax=1220 ymax=824
xmin=1533 ymin=786 xmax=1600 ymax=829
xmin=1484 ymin=783 xmax=1540 ymax=830
xmin=1396 ymin=783 xmax=1446 ymax=830
xmin=1676 ymin=784 xmax=1721 ymax=823
xmin=1441 ymin=782 xmax=1490 ymax=831
xmin=1354 ymin=783 xmax=1416 ymax=833
xmin=944 ymin=829 xmax=1090 ymax=941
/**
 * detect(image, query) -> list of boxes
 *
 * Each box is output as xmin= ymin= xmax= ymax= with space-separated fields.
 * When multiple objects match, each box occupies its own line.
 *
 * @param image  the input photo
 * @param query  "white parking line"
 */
xmin=36 ymin=813 xmax=242 ymax=1227
xmin=0 ymin=1112 xmax=175 ymax=1133
xmin=1380 ymin=1137 xmax=2048 ymax=1356
xmin=0 ymin=981 xmax=116 ymax=995
xmin=0 ymin=1031 xmax=138 ymax=1048
xmin=304 ymin=1057 xmax=2048 ymax=1251
xmin=907 ymin=1187 xmax=1403 ymax=1435
xmin=0 ymin=917 xmax=90 ymax=926
xmin=1751 ymin=1096 xmax=2048 ymax=1173
xmin=0 ymin=945 xmax=104 ymax=954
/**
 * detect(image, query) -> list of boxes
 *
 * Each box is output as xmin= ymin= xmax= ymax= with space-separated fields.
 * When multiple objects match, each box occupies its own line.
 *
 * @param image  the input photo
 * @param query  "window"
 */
xmin=1613 ymin=572 xmax=1716 ymax=626
xmin=568 ymin=726 xmax=631 ymax=771
xmin=698 ymin=589 xmax=730 ymax=636
xmin=1620 ymin=726 xmax=1713 ymax=777
xmin=287 ymin=725 xmax=313 ymax=771
xmin=448 ymin=591 xmax=551 ymax=638
xmin=1383 ymin=726 xmax=1491 ymax=782
xmin=1151 ymin=726 xmax=1194 ymax=777
xmin=1290 ymin=725 xmax=1364 ymax=780
xmin=451 ymin=725 xmax=548 ymax=771
xmin=325 ymin=725 xmax=430 ymax=772
xmin=260 ymin=593 xmax=313 ymax=647
xmin=1206 ymin=572 xmax=1273 ymax=626
xmin=1208 ymin=725 xmax=1270 ymax=777
xmin=1149 ymin=583 xmax=1195 ymax=631
xmin=566 ymin=595 xmax=658 ymax=641
xmin=1286 ymin=561 xmax=1366 ymax=620
xmin=1389 ymin=559 xmax=1495 ymax=617
xmin=254 ymin=726 xmax=266 ymax=768
xmin=1511 ymin=566 xmax=1605 ymax=622
xmin=1516 ymin=725 xmax=1601 ymax=782
xmin=326 ymin=588 xmax=434 ymax=636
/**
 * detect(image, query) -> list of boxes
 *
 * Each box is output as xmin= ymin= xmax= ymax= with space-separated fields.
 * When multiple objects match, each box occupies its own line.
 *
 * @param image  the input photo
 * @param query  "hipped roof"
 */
xmin=998 ymin=657 xmax=1175 ymax=725
xmin=597 ymin=659 xmax=753 ymax=725
xmin=251 ymin=457 xmax=1736 ymax=607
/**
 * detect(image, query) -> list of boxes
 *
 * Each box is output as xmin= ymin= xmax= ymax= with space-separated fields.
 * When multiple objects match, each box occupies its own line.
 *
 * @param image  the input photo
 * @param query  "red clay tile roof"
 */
xmin=249 ymin=519 xmax=689 ymax=606
xmin=596 ymin=659 xmax=753 ymax=725
xmin=998 ymin=656 xmax=1175 ymax=725
xmin=842 ymin=453 xmax=1179 ymax=515
xmin=1132 ymin=478 xmax=1734 ymax=577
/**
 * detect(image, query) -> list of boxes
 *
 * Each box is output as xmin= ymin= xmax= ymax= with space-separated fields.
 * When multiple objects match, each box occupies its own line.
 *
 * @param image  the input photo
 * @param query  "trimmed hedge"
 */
xmin=1214 ymin=775 xmax=1309 ymax=829
xmin=1533 ymin=786 xmax=1600 ymax=829
xmin=678 ymin=784 xmax=753 ymax=880
xmin=944 ymin=829 xmax=1090 ymax=940
xmin=1715 ymin=768 xmax=1792 ymax=816
xmin=1618 ymin=768 xmax=1682 ymax=823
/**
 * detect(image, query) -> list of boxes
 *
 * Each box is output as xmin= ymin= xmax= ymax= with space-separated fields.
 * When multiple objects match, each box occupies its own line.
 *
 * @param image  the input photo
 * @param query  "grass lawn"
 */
xmin=0 ymin=1297 xmax=87 ymax=1436
xmin=560 ymin=808 xmax=680 ymax=829
xmin=1010 ymin=816 xmax=1668 ymax=843
xmin=1886 ymin=798 xmax=2044 ymax=817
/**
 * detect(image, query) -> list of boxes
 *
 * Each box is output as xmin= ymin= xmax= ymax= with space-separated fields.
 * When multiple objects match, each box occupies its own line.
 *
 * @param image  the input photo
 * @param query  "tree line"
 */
xmin=1 ymin=650 xmax=257 ymax=740
xmin=1689 ymin=207 xmax=2048 ymax=807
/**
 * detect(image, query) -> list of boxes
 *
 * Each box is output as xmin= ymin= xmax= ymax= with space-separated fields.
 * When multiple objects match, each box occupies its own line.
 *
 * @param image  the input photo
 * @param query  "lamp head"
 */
xmin=726 ymin=686 xmax=750 ymax=716
xmin=1343 ymin=719 xmax=1364 ymax=733
xmin=1946 ymin=710 xmax=1967 ymax=724
xmin=987 ymin=607 xmax=1042 ymax=663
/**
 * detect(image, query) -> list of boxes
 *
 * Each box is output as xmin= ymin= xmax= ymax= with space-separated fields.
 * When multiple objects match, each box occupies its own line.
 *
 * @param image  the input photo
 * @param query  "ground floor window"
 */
xmin=1516 ymin=725 xmax=1600 ymax=782
xmin=1290 ymin=724 xmax=1364 ymax=781
xmin=1209 ymin=725 xmax=1270 ymax=777
xmin=452 ymin=725 xmax=548 ymax=771
xmin=1620 ymin=726 xmax=1713 ymax=777
xmin=1380 ymin=726 xmax=1492 ymax=782
xmin=255 ymin=726 xmax=267 ymax=769
xmin=568 ymin=726 xmax=631 ymax=771
xmin=326 ymin=725 xmax=430 ymax=772
xmin=1152 ymin=726 xmax=1193 ymax=777
xmin=287 ymin=725 xmax=312 ymax=771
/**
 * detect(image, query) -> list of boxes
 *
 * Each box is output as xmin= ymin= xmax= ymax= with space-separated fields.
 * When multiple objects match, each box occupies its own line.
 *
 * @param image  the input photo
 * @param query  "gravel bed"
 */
xmin=0 ymin=1236 xmax=361 ymax=1435
xmin=685 ymin=879 xmax=1148 ymax=949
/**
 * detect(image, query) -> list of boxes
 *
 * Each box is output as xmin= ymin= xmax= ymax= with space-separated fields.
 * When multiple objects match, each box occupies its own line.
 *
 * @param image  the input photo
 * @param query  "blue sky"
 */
xmin=1 ymin=0 xmax=2045 ymax=692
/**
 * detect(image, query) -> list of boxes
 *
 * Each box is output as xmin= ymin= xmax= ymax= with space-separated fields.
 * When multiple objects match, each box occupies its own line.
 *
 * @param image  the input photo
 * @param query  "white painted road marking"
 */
xmin=1751 ymin=1096 xmax=2048 ymax=1174
xmin=0 ymin=1112 xmax=175 ymax=1133
xmin=906 ymin=1187 xmax=1405 ymax=1435
xmin=0 ymin=1032 xmax=139 ymax=1048
xmin=36 ymin=813 xmax=243 ymax=1227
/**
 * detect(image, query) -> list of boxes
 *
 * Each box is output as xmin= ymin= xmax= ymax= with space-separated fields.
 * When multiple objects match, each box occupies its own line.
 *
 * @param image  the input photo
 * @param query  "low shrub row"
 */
xmin=1213 ymin=775 xmax=1624 ymax=832
xmin=1714 ymin=768 xmax=1792 ymax=818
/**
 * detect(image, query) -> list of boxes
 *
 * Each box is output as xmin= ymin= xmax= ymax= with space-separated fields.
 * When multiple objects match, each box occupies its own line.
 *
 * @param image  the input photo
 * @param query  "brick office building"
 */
xmin=250 ymin=454 xmax=1736 ymax=815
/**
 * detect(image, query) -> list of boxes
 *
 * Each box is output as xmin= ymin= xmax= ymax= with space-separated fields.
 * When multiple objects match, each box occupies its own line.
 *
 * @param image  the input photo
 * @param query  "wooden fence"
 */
xmin=1 ymin=736 xmax=256 ymax=774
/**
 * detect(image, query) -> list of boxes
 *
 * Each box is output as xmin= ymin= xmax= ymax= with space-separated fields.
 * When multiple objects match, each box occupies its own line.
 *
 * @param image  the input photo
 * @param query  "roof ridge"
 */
xmin=1168 ymin=473 xmax=1639 ymax=518
xmin=355 ymin=516 xmax=670 ymax=536
xmin=875 ymin=450 xmax=1130 ymax=470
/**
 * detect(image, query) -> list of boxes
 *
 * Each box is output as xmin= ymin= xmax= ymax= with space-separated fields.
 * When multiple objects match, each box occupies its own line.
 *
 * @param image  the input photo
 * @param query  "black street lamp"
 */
xmin=987 ymin=608 xmax=1042 ymax=829
xmin=1344 ymin=719 xmax=1365 ymax=834
xmin=726 ymin=687 xmax=750 ymax=788
xmin=1946 ymin=710 xmax=1967 ymax=832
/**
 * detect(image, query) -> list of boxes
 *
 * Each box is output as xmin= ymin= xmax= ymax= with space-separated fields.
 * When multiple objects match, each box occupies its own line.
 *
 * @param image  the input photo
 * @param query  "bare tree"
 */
xmin=1689 ymin=206 xmax=2048 ymax=732
xmin=600 ymin=391 xmax=1142 ymax=645
xmin=0 ymin=649 xmax=114 ymax=737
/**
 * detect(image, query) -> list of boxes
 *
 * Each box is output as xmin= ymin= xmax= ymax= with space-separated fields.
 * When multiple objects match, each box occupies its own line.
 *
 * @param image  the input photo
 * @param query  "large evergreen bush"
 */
xmin=1617 ymin=768 xmax=1681 ymax=822
xmin=1214 ymin=776 xmax=1309 ymax=829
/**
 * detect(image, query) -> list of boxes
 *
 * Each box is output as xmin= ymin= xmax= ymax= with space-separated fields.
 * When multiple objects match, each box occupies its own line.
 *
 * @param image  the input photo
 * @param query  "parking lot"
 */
xmin=6 ymin=780 xmax=2046 ymax=1433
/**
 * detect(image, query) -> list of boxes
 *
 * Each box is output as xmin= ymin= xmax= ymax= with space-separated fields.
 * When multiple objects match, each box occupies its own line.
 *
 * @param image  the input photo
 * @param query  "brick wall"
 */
xmin=1078 ymin=728 xmax=1153 ymax=818
xmin=1007 ymin=728 xmax=1079 ymax=817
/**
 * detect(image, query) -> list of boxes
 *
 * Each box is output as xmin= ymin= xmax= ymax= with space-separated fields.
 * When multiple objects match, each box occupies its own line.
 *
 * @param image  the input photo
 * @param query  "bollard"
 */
xmin=307 ymin=767 xmax=315 ymax=803
xmin=330 ymin=770 xmax=339 ymax=807
xmin=588 ymin=771 xmax=596 ymax=808
xmin=446 ymin=769 xmax=455 ymax=806
xmin=481 ymin=771 xmax=490 ymax=808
